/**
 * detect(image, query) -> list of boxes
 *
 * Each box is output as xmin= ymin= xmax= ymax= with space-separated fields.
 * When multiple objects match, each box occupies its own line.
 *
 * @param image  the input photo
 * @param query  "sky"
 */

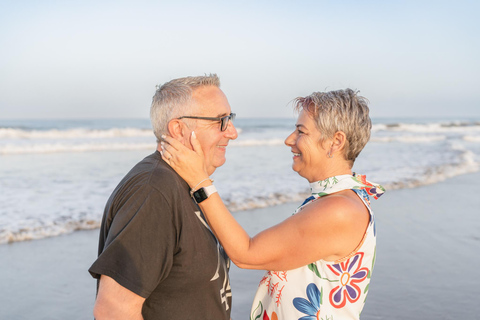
xmin=0 ymin=0 xmax=479 ymax=120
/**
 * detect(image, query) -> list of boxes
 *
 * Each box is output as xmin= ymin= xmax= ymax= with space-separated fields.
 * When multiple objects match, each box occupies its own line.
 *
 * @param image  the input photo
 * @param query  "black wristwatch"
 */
xmin=191 ymin=185 xmax=217 ymax=203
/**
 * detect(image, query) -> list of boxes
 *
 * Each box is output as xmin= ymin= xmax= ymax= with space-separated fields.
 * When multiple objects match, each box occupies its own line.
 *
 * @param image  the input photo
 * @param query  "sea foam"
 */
xmin=1 ymin=117 xmax=479 ymax=244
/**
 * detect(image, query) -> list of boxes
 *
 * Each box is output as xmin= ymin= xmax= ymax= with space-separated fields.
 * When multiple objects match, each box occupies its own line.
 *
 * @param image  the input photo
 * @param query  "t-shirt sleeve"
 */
xmin=89 ymin=186 xmax=176 ymax=298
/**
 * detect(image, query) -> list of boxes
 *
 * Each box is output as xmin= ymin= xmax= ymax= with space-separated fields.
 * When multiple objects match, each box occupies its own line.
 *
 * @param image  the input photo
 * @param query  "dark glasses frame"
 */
xmin=177 ymin=113 xmax=236 ymax=132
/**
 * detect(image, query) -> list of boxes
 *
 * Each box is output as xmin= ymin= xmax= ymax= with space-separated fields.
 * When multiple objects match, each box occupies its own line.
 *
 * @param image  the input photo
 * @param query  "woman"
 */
xmin=161 ymin=88 xmax=385 ymax=320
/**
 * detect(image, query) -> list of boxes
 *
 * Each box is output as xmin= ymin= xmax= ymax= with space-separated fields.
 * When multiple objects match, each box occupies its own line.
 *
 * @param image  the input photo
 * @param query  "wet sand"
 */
xmin=0 ymin=172 xmax=479 ymax=319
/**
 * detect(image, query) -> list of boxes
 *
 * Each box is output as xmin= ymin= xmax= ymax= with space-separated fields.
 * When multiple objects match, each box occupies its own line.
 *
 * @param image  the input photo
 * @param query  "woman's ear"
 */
xmin=330 ymin=131 xmax=347 ymax=154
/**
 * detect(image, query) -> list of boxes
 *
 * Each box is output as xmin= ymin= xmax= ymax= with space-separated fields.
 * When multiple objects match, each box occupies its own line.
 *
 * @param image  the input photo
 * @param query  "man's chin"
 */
xmin=208 ymin=159 xmax=226 ymax=174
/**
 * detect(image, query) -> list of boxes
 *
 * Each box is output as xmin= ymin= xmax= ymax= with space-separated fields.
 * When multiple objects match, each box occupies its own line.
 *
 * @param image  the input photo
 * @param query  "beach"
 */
xmin=1 ymin=172 xmax=479 ymax=320
xmin=2 ymin=0 xmax=479 ymax=317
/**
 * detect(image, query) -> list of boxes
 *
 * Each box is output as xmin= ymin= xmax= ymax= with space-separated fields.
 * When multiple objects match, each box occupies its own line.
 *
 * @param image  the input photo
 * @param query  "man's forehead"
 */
xmin=192 ymin=85 xmax=222 ymax=98
xmin=192 ymin=86 xmax=231 ymax=116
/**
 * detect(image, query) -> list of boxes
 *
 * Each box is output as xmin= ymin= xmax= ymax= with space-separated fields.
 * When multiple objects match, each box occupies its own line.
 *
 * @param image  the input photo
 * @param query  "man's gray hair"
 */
xmin=293 ymin=88 xmax=372 ymax=165
xmin=150 ymin=74 xmax=220 ymax=141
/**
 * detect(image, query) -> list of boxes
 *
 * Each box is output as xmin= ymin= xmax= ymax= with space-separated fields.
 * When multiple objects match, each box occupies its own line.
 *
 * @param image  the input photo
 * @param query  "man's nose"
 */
xmin=225 ymin=120 xmax=238 ymax=140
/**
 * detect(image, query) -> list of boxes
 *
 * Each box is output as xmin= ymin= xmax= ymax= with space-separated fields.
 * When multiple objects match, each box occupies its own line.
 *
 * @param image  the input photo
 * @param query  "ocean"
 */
xmin=1 ymin=117 xmax=480 ymax=245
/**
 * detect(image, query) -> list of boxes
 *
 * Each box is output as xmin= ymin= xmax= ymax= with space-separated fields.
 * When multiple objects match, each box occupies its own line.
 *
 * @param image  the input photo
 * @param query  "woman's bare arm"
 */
xmin=161 ymin=133 xmax=369 ymax=270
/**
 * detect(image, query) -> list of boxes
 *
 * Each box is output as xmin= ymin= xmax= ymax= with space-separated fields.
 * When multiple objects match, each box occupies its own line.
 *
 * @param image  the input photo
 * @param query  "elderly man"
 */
xmin=89 ymin=74 xmax=238 ymax=319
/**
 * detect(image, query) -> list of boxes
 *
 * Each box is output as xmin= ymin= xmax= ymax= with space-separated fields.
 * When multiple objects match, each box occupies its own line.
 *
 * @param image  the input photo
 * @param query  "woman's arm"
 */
xmin=161 ymin=133 xmax=369 ymax=270
xmin=197 ymin=188 xmax=368 ymax=270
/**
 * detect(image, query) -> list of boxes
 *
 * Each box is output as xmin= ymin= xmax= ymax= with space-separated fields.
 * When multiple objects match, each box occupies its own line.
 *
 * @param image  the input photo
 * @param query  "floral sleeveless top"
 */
xmin=250 ymin=174 xmax=385 ymax=320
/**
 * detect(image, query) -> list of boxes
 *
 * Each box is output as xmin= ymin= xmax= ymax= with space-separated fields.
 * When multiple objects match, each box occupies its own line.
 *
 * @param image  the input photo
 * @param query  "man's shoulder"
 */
xmin=125 ymin=151 xmax=186 ymax=194
xmin=105 ymin=151 xmax=190 ymax=217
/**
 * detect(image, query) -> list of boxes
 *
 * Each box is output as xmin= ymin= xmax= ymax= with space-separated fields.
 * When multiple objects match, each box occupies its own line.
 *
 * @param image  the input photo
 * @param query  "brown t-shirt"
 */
xmin=89 ymin=151 xmax=232 ymax=319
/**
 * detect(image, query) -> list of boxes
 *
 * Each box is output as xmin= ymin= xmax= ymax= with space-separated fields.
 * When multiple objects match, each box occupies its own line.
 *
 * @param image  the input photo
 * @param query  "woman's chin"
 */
xmin=291 ymin=164 xmax=302 ymax=175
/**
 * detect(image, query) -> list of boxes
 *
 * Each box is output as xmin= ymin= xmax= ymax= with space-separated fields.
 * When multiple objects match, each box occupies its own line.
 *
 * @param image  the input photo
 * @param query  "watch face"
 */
xmin=193 ymin=188 xmax=208 ymax=203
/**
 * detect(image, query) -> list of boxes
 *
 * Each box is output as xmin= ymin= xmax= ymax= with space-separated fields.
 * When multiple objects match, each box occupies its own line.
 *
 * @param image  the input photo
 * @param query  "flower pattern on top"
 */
xmin=327 ymin=252 xmax=369 ymax=308
xmin=251 ymin=173 xmax=382 ymax=320
xmin=293 ymin=283 xmax=322 ymax=320
xmin=351 ymin=189 xmax=376 ymax=236
xmin=352 ymin=173 xmax=385 ymax=199
xmin=258 ymin=271 xmax=288 ymax=307
xmin=309 ymin=174 xmax=384 ymax=201
xmin=262 ymin=310 xmax=278 ymax=320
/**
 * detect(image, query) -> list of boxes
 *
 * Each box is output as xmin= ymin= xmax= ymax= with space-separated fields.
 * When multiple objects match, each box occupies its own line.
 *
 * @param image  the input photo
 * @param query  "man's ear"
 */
xmin=167 ymin=119 xmax=187 ymax=143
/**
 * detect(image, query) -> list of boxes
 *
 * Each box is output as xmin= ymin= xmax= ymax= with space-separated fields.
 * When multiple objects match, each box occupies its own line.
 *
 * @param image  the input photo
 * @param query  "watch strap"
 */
xmin=192 ymin=185 xmax=217 ymax=203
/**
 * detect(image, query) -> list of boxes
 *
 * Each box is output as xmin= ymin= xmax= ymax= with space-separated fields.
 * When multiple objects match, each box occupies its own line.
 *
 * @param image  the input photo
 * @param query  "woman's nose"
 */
xmin=284 ymin=131 xmax=295 ymax=146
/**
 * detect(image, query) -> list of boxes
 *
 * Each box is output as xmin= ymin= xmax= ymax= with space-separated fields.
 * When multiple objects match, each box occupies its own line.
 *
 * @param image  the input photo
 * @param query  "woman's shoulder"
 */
xmin=298 ymin=190 xmax=369 ymax=232
xmin=309 ymin=189 xmax=366 ymax=214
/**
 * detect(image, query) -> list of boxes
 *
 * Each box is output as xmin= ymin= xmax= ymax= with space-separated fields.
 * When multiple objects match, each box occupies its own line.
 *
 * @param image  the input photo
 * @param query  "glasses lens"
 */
xmin=221 ymin=113 xmax=235 ymax=131
xmin=221 ymin=116 xmax=228 ymax=131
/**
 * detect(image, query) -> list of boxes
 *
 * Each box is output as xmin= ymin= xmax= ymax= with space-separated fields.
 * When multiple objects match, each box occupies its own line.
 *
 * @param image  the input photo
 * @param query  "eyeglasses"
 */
xmin=177 ymin=113 xmax=236 ymax=132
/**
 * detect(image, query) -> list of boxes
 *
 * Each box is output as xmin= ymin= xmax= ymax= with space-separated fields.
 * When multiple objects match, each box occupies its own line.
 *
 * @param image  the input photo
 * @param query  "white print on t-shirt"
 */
xmin=195 ymin=211 xmax=232 ymax=311
xmin=211 ymin=242 xmax=232 ymax=311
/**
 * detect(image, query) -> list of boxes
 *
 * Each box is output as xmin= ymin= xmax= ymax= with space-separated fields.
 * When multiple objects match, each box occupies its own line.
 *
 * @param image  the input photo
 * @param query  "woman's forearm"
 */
xmin=197 ymin=192 xmax=258 ymax=269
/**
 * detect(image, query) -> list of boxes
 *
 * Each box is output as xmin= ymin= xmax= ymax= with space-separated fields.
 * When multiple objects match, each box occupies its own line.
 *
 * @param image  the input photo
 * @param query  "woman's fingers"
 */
xmin=160 ymin=148 xmax=172 ymax=161
xmin=161 ymin=134 xmax=182 ymax=151
xmin=190 ymin=131 xmax=204 ymax=157
xmin=160 ymin=133 xmax=195 ymax=166
xmin=160 ymin=135 xmax=177 ymax=163
xmin=159 ymin=132 xmax=209 ymax=187
xmin=161 ymin=132 xmax=203 ymax=161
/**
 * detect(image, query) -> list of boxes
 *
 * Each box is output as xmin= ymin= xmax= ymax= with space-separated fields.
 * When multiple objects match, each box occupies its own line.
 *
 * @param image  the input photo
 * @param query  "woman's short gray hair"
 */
xmin=294 ymin=88 xmax=372 ymax=165
xmin=150 ymin=74 xmax=220 ymax=141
